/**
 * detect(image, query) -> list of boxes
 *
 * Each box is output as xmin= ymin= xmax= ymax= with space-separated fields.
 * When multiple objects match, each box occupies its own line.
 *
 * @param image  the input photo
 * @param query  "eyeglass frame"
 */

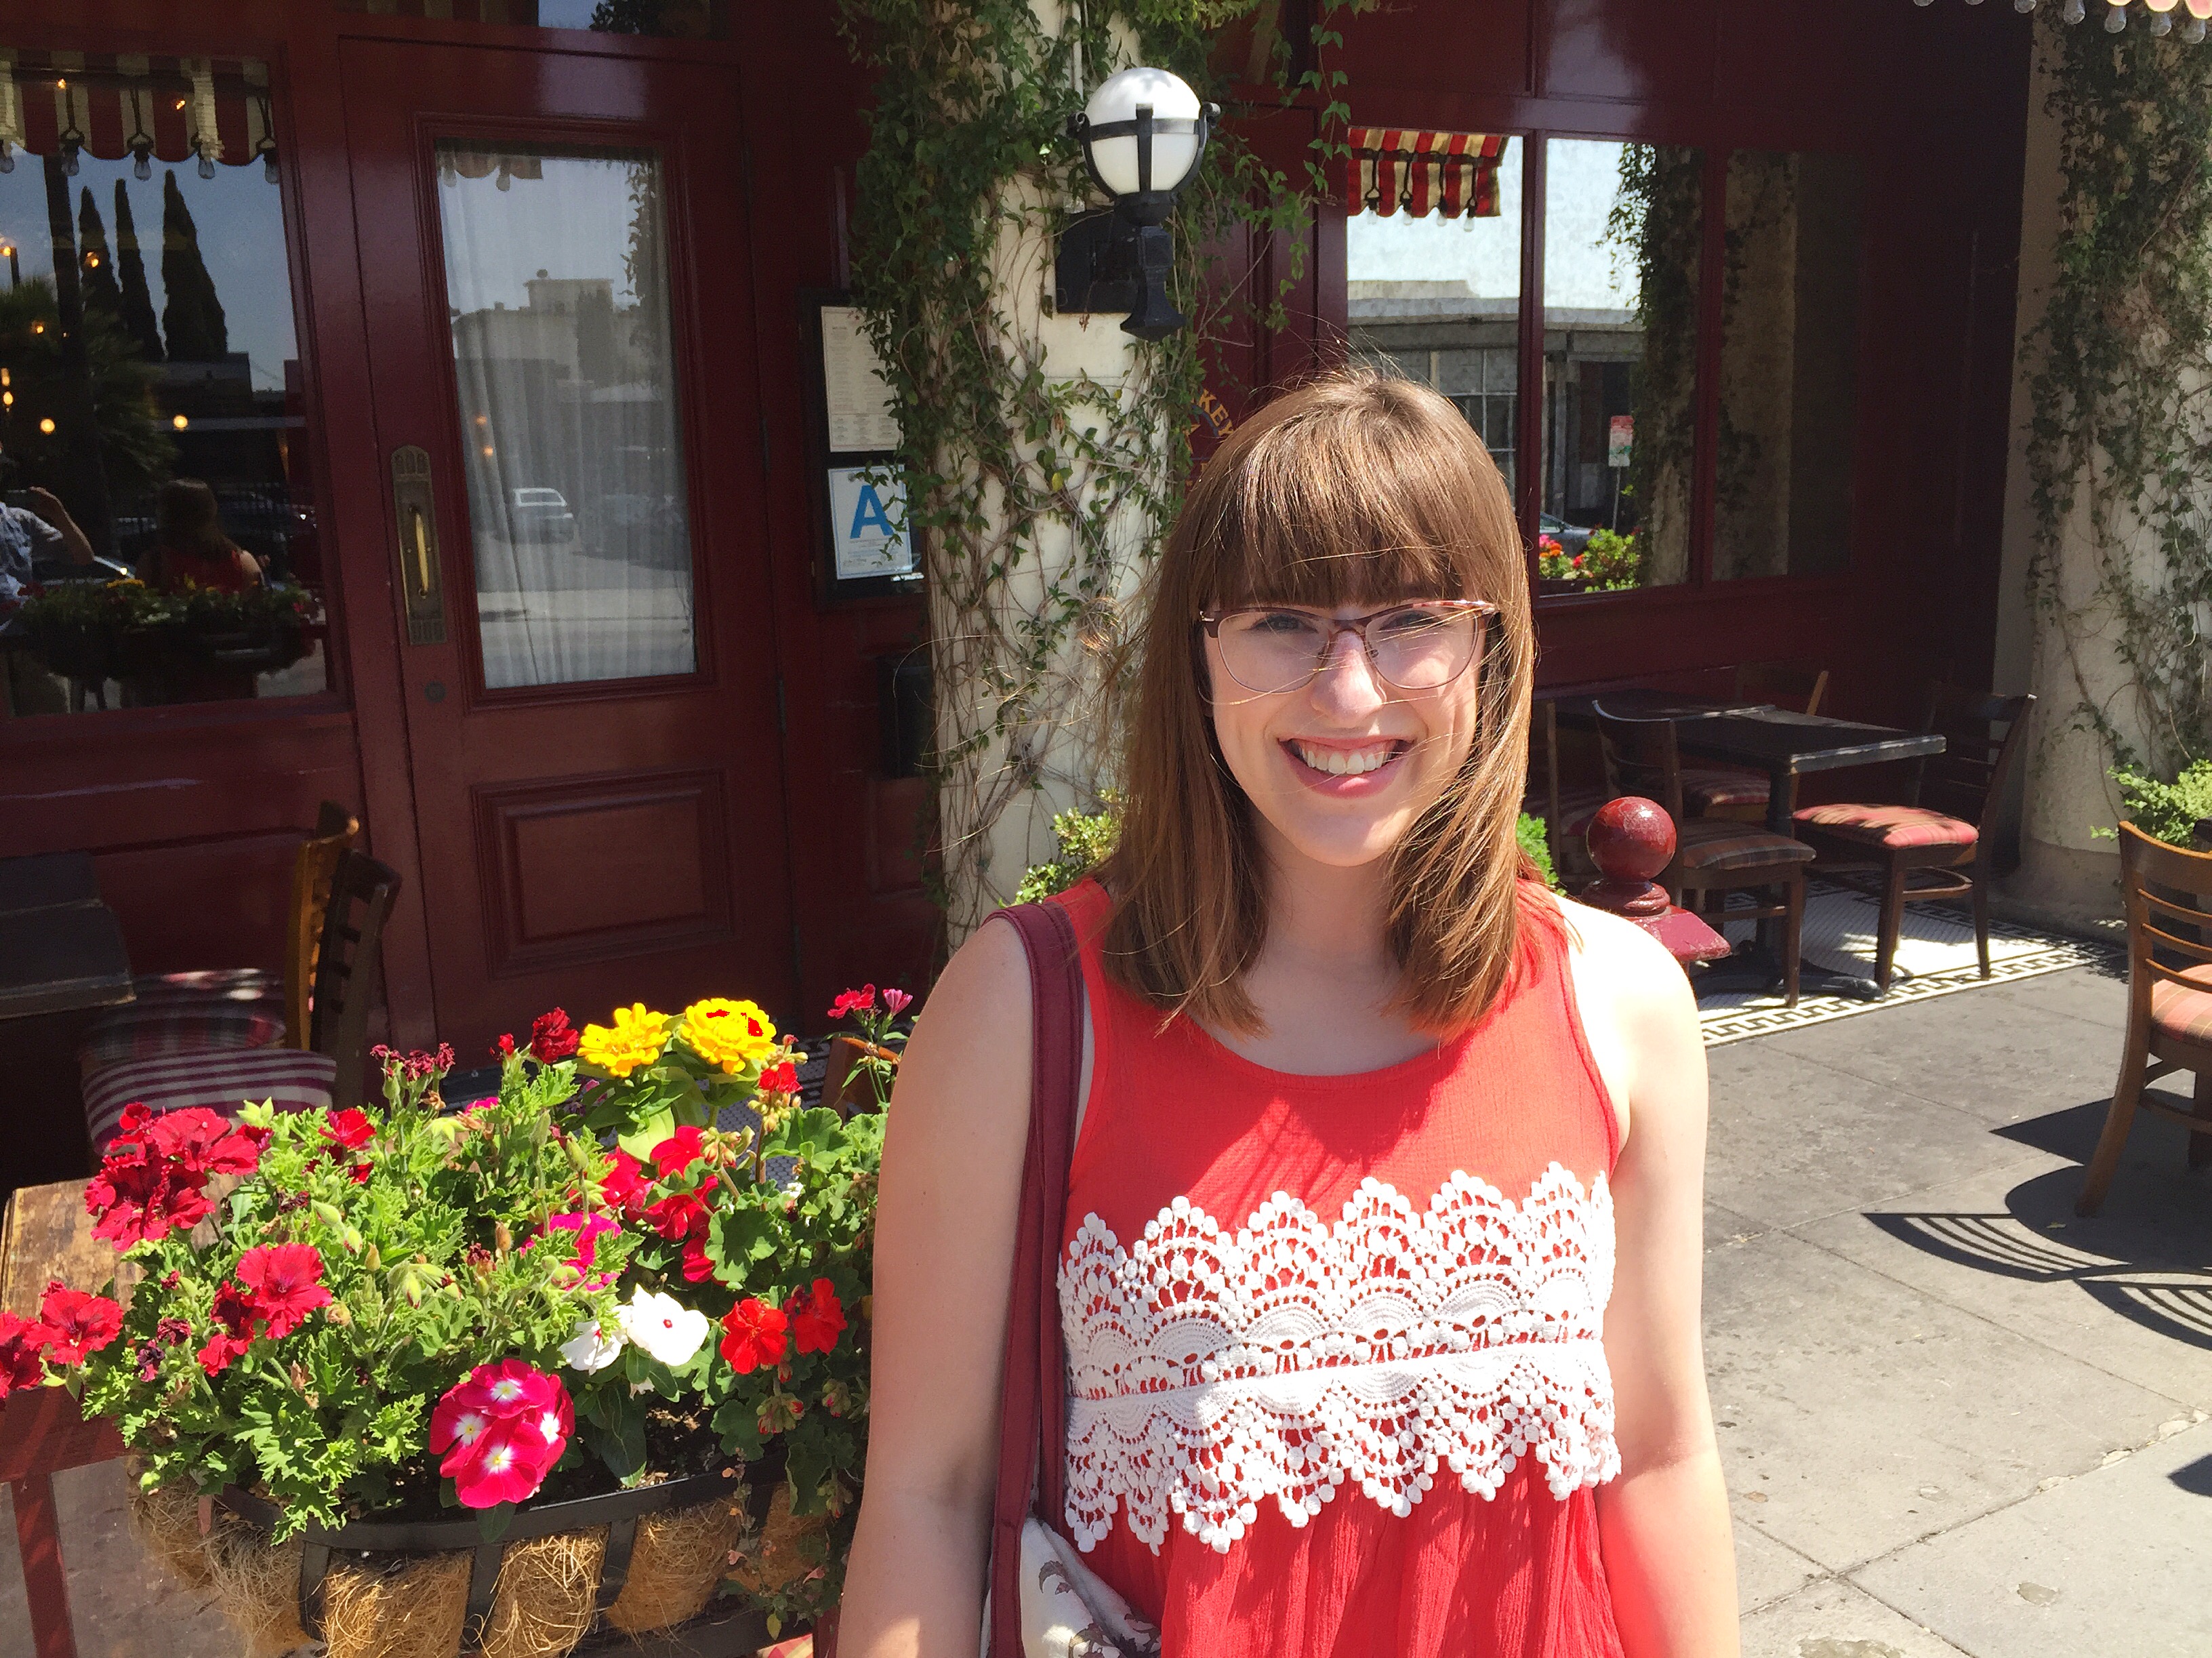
xmin=1195 ymin=599 xmax=1500 ymax=693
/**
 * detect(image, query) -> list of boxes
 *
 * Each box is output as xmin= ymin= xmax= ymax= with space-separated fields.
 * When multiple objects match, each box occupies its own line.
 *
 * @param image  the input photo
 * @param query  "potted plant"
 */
xmin=19 ymin=988 xmax=899 ymax=1658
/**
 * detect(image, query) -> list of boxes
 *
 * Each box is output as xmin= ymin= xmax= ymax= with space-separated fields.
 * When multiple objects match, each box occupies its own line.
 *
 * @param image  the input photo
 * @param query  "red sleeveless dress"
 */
xmin=1051 ymin=878 xmax=1625 ymax=1658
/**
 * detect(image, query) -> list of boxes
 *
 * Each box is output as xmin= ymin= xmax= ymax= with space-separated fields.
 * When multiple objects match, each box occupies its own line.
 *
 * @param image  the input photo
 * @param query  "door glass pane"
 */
xmin=1346 ymin=134 xmax=1521 ymax=490
xmin=0 ymin=49 xmax=329 ymax=718
xmin=1540 ymin=139 xmax=1701 ymax=592
xmin=1713 ymin=150 xmax=1862 ymax=582
xmin=434 ymin=141 xmax=694 ymax=689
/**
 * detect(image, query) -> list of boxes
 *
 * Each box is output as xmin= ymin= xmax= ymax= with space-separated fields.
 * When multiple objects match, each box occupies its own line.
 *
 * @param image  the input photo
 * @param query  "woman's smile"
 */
xmin=1281 ymin=735 xmax=1414 ymax=794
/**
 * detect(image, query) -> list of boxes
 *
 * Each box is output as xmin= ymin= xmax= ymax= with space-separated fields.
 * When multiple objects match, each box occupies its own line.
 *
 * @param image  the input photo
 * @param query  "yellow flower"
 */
xmin=578 ymin=1004 xmax=672 ymax=1078
xmin=679 ymin=997 xmax=780 ymax=1075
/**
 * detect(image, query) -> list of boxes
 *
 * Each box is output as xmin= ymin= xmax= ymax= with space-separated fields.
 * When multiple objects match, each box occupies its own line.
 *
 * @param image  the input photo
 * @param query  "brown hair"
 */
xmin=1099 ymin=366 xmax=1544 ymax=1036
xmin=156 ymin=478 xmax=239 ymax=561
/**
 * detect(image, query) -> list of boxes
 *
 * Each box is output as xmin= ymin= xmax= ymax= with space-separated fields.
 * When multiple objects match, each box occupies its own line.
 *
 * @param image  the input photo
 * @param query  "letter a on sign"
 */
xmin=827 ymin=465 xmax=916 ymax=580
xmin=850 ymin=483 xmax=897 ymax=540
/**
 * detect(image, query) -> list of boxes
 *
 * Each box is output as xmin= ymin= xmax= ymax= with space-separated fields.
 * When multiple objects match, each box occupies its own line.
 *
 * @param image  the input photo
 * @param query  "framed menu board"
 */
xmin=800 ymin=294 xmax=916 ymax=602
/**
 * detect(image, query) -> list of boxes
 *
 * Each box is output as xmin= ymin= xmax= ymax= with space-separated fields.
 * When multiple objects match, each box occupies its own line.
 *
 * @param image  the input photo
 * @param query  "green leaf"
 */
xmin=477 ymin=1501 xmax=518 ymax=1545
xmin=615 ymin=1105 xmax=677 ymax=1158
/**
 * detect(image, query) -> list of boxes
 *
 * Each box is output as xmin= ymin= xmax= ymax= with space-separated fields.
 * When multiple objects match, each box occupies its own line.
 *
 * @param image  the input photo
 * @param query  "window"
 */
xmin=0 ymin=50 xmax=326 ymax=719
xmin=329 ymin=0 xmax=729 ymax=39
xmin=1713 ymin=149 xmax=1863 ymax=582
xmin=1346 ymin=129 xmax=1522 ymax=489
xmin=1540 ymin=139 xmax=1702 ymax=592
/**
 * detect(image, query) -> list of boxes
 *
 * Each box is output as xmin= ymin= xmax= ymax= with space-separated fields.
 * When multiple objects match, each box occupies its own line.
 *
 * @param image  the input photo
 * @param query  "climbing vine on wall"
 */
xmin=2023 ymin=20 xmax=2212 ymax=786
xmin=834 ymin=0 xmax=1357 ymax=939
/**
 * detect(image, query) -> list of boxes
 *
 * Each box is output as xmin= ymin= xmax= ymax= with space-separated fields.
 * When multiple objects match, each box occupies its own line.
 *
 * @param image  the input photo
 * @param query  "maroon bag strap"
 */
xmin=986 ymin=898 xmax=1084 ymax=1658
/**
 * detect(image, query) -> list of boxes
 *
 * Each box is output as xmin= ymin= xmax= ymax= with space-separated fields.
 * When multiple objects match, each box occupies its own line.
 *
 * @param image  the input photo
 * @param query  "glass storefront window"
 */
xmin=0 ymin=51 xmax=325 ymax=718
xmin=331 ymin=0 xmax=729 ymax=39
xmin=1541 ymin=138 xmax=1702 ymax=592
xmin=1346 ymin=134 xmax=1522 ymax=489
xmin=1713 ymin=149 xmax=1862 ymax=582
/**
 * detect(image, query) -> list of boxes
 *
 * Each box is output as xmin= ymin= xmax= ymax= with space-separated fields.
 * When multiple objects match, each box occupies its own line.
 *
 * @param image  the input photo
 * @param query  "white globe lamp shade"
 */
xmin=1084 ymin=66 xmax=1205 ymax=199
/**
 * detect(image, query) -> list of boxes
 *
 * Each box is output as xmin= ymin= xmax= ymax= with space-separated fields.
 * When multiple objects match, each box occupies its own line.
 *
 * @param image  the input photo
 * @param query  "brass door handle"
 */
xmin=391 ymin=445 xmax=447 ymax=646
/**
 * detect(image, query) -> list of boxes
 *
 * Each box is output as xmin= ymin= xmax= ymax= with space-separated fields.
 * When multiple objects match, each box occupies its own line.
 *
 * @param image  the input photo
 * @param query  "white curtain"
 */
xmin=435 ymin=144 xmax=695 ymax=689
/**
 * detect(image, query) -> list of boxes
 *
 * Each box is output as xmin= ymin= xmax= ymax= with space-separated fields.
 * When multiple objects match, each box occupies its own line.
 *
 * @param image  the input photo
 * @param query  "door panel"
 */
xmin=342 ymin=39 xmax=794 ymax=1052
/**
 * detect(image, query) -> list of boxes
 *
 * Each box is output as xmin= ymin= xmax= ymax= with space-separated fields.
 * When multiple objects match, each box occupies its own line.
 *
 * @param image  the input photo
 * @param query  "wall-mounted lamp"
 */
xmin=1054 ymin=66 xmax=1217 ymax=342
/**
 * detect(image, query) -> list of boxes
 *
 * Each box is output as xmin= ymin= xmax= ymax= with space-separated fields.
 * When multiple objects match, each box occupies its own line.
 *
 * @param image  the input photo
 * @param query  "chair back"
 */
xmin=2119 ymin=822 xmax=2212 ymax=1022
xmin=1736 ymin=662 xmax=1830 ymax=718
xmin=285 ymin=803 xmax=361 ymax=1049
xmin=1914 ymin=685 xmax=2034 ymax=836
xmin=309 ymin=850 xmax=401 ymax=1109
xmin=1527 ymin=697 xmax=1561 ymax=868
xmin=1593 ymin=706 xmax=1685 ymax=826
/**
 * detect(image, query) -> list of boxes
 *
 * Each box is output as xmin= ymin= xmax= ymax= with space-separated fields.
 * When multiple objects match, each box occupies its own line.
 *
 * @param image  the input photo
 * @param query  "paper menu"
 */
xmin=821 ymin=306 xmax=901 ymax=453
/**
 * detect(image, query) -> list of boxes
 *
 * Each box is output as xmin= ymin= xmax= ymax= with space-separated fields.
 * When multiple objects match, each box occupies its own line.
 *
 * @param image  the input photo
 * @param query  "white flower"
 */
xmin=560 ymin=1317 xmax=623 ymax=1373
xmin=615 ymin=1287 xmax=709 ymax=1367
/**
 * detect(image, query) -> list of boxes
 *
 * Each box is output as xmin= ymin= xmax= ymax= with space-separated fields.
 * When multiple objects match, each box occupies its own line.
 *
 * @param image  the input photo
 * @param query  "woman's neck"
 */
xmin=1252 ymin=827 xmax=1396 ymax=986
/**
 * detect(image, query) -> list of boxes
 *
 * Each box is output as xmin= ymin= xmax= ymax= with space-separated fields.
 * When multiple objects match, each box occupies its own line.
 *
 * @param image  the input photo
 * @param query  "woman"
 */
xmin=144 ymin=478 xmax=261 ymax=594
xmin=842 ymin=371 xmax=1735 ymax=1657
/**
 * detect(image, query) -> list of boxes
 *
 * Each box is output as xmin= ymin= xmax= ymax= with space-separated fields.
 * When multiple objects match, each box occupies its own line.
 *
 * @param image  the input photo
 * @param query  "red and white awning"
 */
xmin=1347 ymin=129 xmax=1510 ymax=219
xmin=0 ymin=49 xmax=275 ymax=172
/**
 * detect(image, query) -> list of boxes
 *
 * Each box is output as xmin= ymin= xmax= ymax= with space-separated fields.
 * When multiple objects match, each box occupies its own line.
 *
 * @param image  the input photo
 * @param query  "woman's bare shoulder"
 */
xmin=893 ymin=913 xmax=1035 ymax=1137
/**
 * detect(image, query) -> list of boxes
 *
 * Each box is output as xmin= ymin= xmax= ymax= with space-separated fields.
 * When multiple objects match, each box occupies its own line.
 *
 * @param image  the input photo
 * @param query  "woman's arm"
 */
xmin=1569 ymin=902 xmax=1738 ymax=1658
xmin=838 ymin=918 xmax=1035 ymax=1658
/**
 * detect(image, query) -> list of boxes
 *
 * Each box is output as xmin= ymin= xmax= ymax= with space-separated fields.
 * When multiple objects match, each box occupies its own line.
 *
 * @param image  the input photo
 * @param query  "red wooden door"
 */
xmin=342 ymin=38 xmax=796 ymax=1055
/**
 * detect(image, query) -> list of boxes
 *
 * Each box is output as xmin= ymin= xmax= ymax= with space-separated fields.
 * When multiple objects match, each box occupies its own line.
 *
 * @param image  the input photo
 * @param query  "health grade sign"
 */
xmin=828 ymin=466 xmax=916 ymax=580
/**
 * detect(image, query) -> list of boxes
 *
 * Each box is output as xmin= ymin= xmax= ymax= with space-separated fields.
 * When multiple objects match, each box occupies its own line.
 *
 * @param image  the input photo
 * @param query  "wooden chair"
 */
xmin=1682 ymin=663 xmax=1831 ymax=821
xmin=80 ymin=850 xmax=401 ymax=1151
xmin=2077 ymin=822 xmax=2212 ymax=1213
xmin=1595 ymin=706 xmax=1815 ymax=1004
xmin=76 ymin=802 xmax=361 ymax=1076
xmin=1790 ymin=685 xmax=2032 ymax=992
xmin=1523 ymin=698 xmax=1610 ymax=884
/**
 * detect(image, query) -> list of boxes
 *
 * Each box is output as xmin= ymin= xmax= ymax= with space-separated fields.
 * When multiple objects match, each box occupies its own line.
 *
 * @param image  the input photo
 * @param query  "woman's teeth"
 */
xmin=1292 ymin=741 xmax=1397 ymax=777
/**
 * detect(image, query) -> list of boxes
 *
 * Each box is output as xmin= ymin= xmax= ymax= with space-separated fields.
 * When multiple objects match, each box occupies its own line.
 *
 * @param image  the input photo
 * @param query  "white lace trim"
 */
xmin=1061 ymin=1164 xmax=1618 ymax=1555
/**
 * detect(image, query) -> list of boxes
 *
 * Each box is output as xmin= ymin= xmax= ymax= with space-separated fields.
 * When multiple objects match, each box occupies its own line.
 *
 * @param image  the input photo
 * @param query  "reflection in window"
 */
xmin=1345 ymin=131 xmax=1521 ymax=489
xmin=0 ymin=51 xmax=325 ymax=719
xmin=1713 ymin=150 xmax=1862 ymax=582
xmin=436 ymin=143 xmax=695 ymax=689
xmin=329 ymin=0 xmax=728 ymax=39
xmin=1541 ymin=139 xmax=1701 ymax=591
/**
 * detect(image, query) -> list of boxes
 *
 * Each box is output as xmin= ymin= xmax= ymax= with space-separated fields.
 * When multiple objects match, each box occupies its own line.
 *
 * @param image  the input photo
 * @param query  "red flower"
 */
xmin=493 ymin=1032 xmax=517 ymax=1059
xmin=85 ymin=1143 xmax=213 ymax=1249
xmin=827 ymin=985 xmax=877 ymax=1022
xmin=323 ymin=1109 xmax=376 ymax=1152
xmin=718 ymin=1298 xmax=789 ymax=1375
xmin=757 ymin=1060 xmax=798 ymax=1096
xmin=234 ymin=1245 xmax=331 ymax=1339
xmin=147 ymin=1108 xmax=265 ymax=1176
xmin=650 ymin=1126 xmax=706 ymax=1179
xmin=0 ymin=1312 xmax=54 ymax=1396
xmin=37 ymin=1285 xmax=121 ymax=1365
xmin=210 ymin=1280 xmax=261 ymax=1339
xmin=530 ymin=1008 xmax=580 ymax=1064
xmin=597 ymin=1150 xmax=648 ymax=1219
xmin=645 ymin=1189 xmax=710 ymax=1242
xmin=784 ymin=1278 xmax=847 ymax=1356
xmin=430 ymin=1361 xmax=572 ymax=1509
xmin=680 ymin=1236 xmax=716 ymax=1284
xmin=197 ymin=1329 xmax=252 ymax=1377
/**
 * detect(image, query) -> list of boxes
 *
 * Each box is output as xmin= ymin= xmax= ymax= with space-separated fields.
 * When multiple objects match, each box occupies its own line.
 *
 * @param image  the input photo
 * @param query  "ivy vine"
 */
xmin=2023 ymin=19 xmax=2212 ymax=792
xmin=834 ymin=0 xmax=1358 ymax=937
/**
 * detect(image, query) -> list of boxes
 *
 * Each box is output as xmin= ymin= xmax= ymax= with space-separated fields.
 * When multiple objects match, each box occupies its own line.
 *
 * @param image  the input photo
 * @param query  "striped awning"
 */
xmin=0 ymin=49 xmax=275 ymax=172
xmin=1347 ymin=129 xmax=1510 ymax=219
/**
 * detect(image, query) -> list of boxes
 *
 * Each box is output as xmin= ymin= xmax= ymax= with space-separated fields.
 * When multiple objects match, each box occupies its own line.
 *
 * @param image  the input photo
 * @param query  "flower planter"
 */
xmin=132 ymin=1460 xmax=788 ymax=1658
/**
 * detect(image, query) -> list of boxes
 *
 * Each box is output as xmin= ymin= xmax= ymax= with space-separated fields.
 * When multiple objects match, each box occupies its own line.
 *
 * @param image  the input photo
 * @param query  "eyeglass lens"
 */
xmin=1215 ymin=605 xmax=1481 ymax=693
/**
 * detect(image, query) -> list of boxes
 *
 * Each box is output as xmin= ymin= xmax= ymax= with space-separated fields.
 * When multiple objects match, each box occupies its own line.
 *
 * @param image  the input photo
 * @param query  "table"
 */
xmin=0 ymin=855 xmax=100 ymax=917
xmin=1673 ymin=710 xmax=1946 ymax=837
xmin=1553 ymin=689 xmax=1774 ymax=726
xmin=0 ymin=905 xmax=134 ymax=1020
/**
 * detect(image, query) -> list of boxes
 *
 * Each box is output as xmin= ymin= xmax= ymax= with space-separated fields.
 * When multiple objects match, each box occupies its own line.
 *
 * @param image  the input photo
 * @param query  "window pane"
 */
xmin=1346 ymin=136 xmax=1521 ymax=491
xmin=436 ymin=142 xmax=695 ymax=689
xmin=0 ymin=52 xmax=327 ymax=718
xmin=1540 ymin=139 xmax=1701 ymax=592
xmin=1713 ymin=150 xmax=1862 ymax=582
xmin=330 ymin=0 xmax=728 ymax=39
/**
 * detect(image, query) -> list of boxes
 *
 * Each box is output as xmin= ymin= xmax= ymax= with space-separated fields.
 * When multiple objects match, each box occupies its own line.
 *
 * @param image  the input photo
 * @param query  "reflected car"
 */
xmin=1538 ymin=514 xmax=1593 ymax=557
xmin=508 ymin=487 xmax=578 ymax=543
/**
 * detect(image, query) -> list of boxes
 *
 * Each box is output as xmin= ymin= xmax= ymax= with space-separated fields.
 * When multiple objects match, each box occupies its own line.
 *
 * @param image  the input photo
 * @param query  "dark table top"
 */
xmin=0 ymin=904 xmax=134 ymax=1021
xmin=1552 ymin=690 xmax=1774 ymax=726
xmin=0 ymin=853 xmax=100 ymax=917
xmin=1675 ymin=709 xmax=1945 ymax=775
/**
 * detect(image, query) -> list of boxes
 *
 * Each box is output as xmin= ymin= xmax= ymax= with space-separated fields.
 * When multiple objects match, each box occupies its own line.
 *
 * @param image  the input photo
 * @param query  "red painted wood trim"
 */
xmin=14 ymin=1471 xmax=75 ymax=1658
xmin=1689 ymin=145 xmax=1728 ymax=590
xmin=1517 ymin=130 xmax=1547 ymax=576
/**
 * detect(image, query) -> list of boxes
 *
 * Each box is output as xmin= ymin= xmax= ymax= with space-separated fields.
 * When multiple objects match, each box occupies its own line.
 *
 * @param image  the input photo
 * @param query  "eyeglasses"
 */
xmin=1197 ymin=600 xmax=1496 ymax=694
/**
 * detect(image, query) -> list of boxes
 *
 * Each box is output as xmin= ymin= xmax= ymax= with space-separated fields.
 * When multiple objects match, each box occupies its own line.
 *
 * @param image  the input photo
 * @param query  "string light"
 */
xmin=171 ymin=413 xmax=189 ymax=430
xmin=38 ymin=418 xmax=56 ymax=434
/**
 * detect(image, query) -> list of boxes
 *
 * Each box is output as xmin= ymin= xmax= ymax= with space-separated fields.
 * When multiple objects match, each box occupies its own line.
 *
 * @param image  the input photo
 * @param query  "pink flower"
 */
xmin=430 ymin=1361 xmax=573 ymax=1510
xmin=539 ymin=1213 xmax=617 ymax=1287
xmin=234 ymin=1245 xmax=332 ymax=1339
xmin=881 ymin=987 xmax=913 ymax=1017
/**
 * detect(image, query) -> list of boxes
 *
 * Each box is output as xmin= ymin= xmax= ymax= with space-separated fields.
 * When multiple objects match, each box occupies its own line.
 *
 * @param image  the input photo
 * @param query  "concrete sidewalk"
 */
xmin=1710 ymin=963 xmax=2212 ymax=1657
xmin=0 ymin=961 xmax=2202 ymax=1656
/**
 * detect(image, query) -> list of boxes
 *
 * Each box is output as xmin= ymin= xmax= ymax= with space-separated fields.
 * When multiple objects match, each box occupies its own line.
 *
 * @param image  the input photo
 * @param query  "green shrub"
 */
xmin=1013 ymin=797 xmax=1120 ymax=903
xmin=1517 ymin=812 xmax=1561 ymax=891
xmin=2100 ymin=759 xmax=2212 ymax=847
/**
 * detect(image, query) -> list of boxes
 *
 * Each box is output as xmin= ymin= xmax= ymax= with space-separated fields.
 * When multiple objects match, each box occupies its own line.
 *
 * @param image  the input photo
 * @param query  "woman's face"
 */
xmin=1205 ymin=599 xmax=1488 ymax=873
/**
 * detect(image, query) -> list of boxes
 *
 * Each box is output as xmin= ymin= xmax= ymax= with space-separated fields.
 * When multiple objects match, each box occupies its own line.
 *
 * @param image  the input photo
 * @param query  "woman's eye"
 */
xmin=1375 ymin=607 xmax=1448 ymax=637
xmin=1248 ymin=611 xmax=1324 ymax=639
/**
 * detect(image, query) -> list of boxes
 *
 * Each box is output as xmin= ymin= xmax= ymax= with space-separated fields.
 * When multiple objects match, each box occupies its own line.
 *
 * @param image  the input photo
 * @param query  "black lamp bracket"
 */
xmin=1055 ymin=96 xmax=1219 ymax=340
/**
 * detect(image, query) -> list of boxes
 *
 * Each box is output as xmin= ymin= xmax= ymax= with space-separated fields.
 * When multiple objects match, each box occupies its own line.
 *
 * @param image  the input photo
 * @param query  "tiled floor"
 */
xmin=1 ymin=963 xmax=2203 ymax=1656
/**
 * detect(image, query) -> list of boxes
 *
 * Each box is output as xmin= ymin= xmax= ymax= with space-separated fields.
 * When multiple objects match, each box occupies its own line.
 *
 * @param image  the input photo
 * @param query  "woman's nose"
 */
xmin=1309 ymin=628 xmax=1388 ymax=715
